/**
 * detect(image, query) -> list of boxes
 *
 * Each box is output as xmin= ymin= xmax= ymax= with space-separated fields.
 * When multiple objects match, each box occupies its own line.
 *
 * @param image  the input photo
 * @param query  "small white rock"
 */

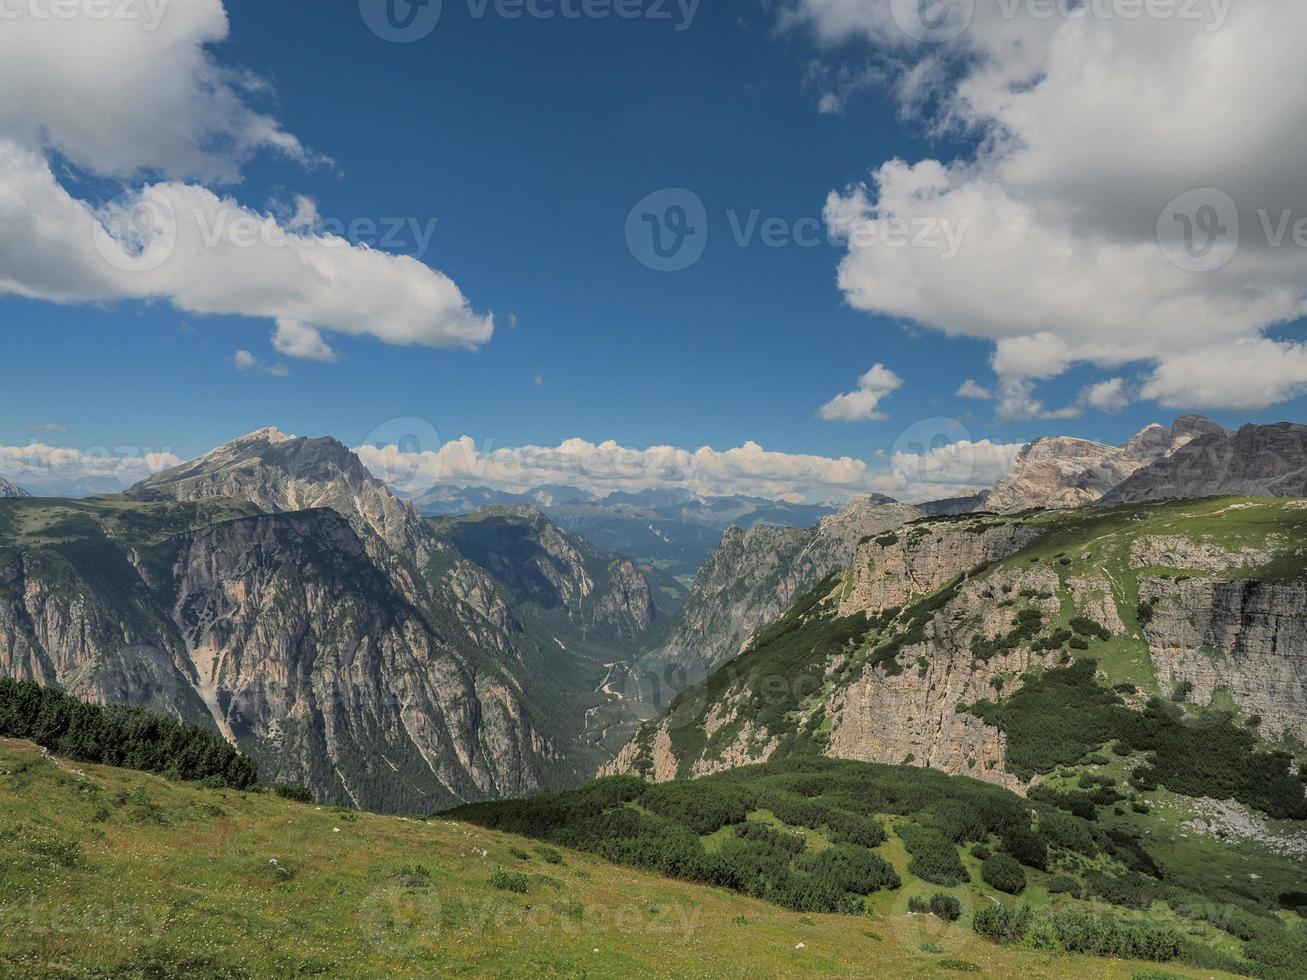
xmin=333 ymin=827 xmax=341 ymax=833
xmin=795 ymin=943 xmax=805 ymax=950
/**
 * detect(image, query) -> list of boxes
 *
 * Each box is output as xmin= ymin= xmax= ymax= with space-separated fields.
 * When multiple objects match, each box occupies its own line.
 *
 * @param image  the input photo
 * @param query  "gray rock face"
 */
xmin=0 ymin=477 xmax=27 ymax=498
xmin=827 ymin=566 xmax=1065 ymax=792
xmin=439 ymin=505 xmax=660 ymax=643
xmin=837 ymin=520 xmax=1043 ymax=616
xmin=637 ymin=497 xmax=925 ymax=693
xmin=0 ymin=505 xmax=554 ymax=812
xmin=1103 ymin=421 xmax=1307 ymax=503
xmin=985 ymin=417 xmax=1212 ymax=514
xmin=1141 ymin=575 xmax=1307 ymax=741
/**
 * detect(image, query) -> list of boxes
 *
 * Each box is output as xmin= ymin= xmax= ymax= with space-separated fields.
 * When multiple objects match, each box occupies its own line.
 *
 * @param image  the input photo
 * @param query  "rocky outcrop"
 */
xmin=437 ymin=505 xmax=662 ymax=644
xmin=837 ymin=519 xmax=1043 ymax=616
xmin=0 ymin=505 xmax=556 ymax=812
xmin=1103 ymin=420 xmax=1307 ymax=503
xmin=1141 ymin=575 xmax=1307 ymax=741
xmin=0 ymin=476 xmax=27 ymax=498
xmin=985 ymin=416 xmax=1213 ymax=514
xmin=1130 ymin=535 xmax=1275 ymax=573
xmin=638 ymin=497 xmax=925 ymax=688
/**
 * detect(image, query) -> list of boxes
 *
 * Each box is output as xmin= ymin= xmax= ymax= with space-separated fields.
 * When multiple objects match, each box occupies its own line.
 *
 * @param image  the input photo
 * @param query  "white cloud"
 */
xmin=232 ymin=349 xmax=288 ymax=377
xmin=796 ymin=1 xmax=1307 ymax=412
xmin=21 ymin=423 xmax=67 ymax=433
xmin=1081 ymin=377 xmax=1132 ymax=414
xmin=359 ymin=437 xmax=875 ymax=502
xmin=357 ymin=430 xmax=1024 ymax=504
xmin=1140 ymin=339 xmax=1307 ymax=410
xmin=273 ymin=319 xmax=339 ymax=362
xmin=955 ymin=379 xmax=992 ymax=400
xmin=0 ymin=2 xmax=493 ymax=355
xmin=818 ymin=363 xmax=903 ymax=422
xmin=0 ymin=442 xmax=181 ymax=497
xmin=887 ymin=438 xmax=1026 ymax=502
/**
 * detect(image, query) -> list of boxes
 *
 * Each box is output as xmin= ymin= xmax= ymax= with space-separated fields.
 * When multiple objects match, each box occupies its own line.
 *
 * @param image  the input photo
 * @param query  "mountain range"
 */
xmin=0 ymin=430 xmax=672 ymax=811
xmin=0 ymin=476 xmax=26 ymax=498
xmin=411 ymin=483 xmax=840 ymax=582
xmin=1 ymin=415 xmax=1304 ymax=807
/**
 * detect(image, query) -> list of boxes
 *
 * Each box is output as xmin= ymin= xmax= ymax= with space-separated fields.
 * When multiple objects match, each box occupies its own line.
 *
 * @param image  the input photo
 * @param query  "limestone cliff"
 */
xmin=0 ymin=501 xmax=556 ymax=812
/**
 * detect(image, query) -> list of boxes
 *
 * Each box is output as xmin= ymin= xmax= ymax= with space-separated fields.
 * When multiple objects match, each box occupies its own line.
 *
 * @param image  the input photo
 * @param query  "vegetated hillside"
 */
xmin=609 ymin=497 xmax=1307 ymax=785
xmin=620 ymin=497 xmax=926 ymax=720
xmin=0 ymin=739 xmax=1238 ymax=980
xmin=452 ymin=756 xmax=1306 ymax=979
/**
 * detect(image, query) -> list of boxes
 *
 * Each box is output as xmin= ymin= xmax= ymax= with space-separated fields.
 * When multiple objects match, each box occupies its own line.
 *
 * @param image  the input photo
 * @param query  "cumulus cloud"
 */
xmin=232 ymin=349 xmax=289 ymax=376
xmin=273 ymin=319 xmax=339 ymax=362
xmin=887 ymin=438 xmax=1026 ymax=502
xmin=818 ymin=363 xmax=903 ymax=422
xmin=356 ymin=430 xmax=1025 ymax=504
xmin=1081 ymin=377 xmax=1132 ymax=414
xmin=0 ymin=1 xmax=493 ymax=355
xmin=792 ymin=0 xmax=1307 ymax=412
xmin=955 ymin=379 xmax=992 ymax=400
xmin=0 ymin=442 xmax=181 ymax=497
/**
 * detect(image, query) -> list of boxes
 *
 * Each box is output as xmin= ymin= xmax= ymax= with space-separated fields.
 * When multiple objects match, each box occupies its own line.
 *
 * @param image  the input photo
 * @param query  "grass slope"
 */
xmin=0 ymin=739 xmax=1236 ymax=979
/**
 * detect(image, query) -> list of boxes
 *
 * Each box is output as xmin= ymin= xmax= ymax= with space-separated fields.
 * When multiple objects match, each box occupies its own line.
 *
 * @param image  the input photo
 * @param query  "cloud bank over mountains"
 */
xmin=355 ymin=433 xmax=1023 ymax=503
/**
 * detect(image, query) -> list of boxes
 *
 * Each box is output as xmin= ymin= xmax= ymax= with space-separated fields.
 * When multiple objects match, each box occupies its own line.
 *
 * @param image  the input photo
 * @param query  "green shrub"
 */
xmin=929 ymin=893 xmax=961 ymax=921
xmin=899 ymin=824 xmax=968 ymax=887
xmin=1048 ymin=875 xmax=1082 ymax=897
xmin=972 ymin=903 xmax=1033 ymax=944
xmin=489 ymin=869 xmax=530 ymax=893
xmin=1069 ymin=617 xmax=1112 ymax=641
xmin=536 ymin=846 xmax=563 ymax=865
xmin=981 ymin=854 xmax=1026 ymax=894
xmin=272 ymin=783 xmax=312 ymax=803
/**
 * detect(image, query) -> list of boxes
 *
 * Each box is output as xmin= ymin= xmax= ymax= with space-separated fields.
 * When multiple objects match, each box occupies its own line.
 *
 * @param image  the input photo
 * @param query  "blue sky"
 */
xmin=1 ymin=1 xmax=1304 ymax=500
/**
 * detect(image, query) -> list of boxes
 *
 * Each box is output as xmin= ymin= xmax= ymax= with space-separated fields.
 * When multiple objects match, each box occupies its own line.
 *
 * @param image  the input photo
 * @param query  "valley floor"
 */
xmin=0 ymin=740 xmax=1237 ymax=979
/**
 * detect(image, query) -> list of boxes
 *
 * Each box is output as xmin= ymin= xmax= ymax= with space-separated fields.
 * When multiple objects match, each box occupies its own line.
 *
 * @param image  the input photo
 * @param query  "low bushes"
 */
xmin=899 ymin=823 xmax=968 ymax=887
xmin=910 ymin=892 xmax=962 ymax=921
xmin=973 ymin=906 xmax=1182 ymax=964
xmin=981 ymin=854 xmax=1026 ymax=894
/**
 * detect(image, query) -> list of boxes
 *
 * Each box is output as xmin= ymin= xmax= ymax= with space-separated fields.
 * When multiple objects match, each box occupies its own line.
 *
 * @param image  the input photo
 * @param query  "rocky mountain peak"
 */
xmin=130 ymin=427 xmax=431 ymax=562
xmin=985 ymin=416 xmax=1229 ymax=514
xmin=0 ymin=476 xmax=28 ymax=498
